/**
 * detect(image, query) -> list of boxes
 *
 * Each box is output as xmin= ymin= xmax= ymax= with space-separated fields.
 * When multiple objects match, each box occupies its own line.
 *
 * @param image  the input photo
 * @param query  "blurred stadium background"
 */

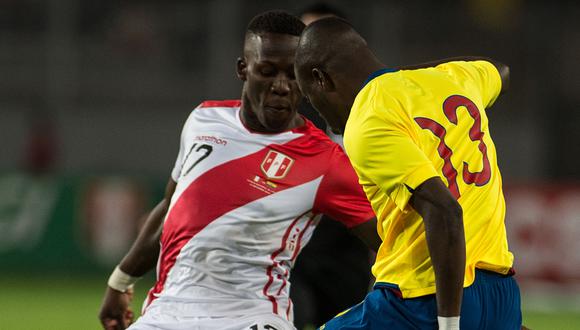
xmin=1 ymin=0 xmax=579 ymax=329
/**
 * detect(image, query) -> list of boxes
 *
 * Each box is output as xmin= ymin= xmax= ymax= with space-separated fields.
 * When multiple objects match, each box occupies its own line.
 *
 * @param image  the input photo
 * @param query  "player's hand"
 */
xmin=98 ymin=286 xmax=135 ymax=330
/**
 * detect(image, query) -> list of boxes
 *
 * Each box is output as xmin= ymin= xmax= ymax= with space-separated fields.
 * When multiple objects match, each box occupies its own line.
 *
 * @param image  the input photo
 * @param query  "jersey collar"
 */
xmin=361 ymin=68 xmax=399 ymax=90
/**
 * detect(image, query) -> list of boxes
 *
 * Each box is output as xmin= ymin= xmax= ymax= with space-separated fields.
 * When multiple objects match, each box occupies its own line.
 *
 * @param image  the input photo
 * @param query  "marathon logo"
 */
xmin=194 ymin=135 xmax=227 ymax=146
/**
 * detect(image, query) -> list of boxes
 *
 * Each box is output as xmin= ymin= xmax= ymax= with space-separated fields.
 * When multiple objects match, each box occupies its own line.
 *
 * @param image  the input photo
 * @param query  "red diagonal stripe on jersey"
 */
xmin=146 ymin=132 xmax=332 ymax=307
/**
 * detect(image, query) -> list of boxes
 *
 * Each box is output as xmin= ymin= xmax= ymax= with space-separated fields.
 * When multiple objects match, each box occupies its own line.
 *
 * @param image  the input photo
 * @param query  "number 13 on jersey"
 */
xmin=414 ymin=95 xmax=492 ymax=199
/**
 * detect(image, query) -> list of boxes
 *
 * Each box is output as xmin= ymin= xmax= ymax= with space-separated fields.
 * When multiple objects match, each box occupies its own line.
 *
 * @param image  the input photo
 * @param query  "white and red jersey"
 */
xmin=144 ymin=100 xmax=374 ymax=322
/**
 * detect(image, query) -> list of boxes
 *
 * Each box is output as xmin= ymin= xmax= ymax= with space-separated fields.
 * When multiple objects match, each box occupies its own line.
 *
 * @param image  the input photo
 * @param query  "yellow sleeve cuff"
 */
xmin=404 ymin=162 xmax=440 ymax=191
xmin=390 ymin=163 xmax=439 ymax=211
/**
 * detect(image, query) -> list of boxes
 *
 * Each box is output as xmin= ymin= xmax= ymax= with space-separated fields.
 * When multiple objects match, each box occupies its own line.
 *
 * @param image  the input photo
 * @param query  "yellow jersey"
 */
xmin=344 ymin=60 xmax=514 ymax=298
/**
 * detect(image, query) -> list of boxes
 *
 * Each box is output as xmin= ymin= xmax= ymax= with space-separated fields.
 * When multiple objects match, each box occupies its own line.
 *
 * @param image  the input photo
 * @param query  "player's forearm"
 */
xmin=349 ymin=217 xmax=381 ymax=253
xmin=118 ymin=179 xmax=176 ymax=277
xmin=410 ymin=178 xmax=466 ymax=317
xmin=424 ymin=205 xmax=466 ymax=317
xmin=118 ymin=199 xmax=168 ymax=277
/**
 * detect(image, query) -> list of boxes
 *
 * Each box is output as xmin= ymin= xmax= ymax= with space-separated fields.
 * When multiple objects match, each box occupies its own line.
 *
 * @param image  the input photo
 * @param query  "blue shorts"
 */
xmin=319 ymin=269 xmax=521 ymax=330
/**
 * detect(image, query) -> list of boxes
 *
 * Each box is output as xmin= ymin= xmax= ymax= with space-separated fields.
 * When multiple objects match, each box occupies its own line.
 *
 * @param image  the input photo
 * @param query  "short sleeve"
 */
xmin=313 ymin=145 xmax=375 ymax=228
xmin=170 ymin=126 xmax=186 ymax=181
xmin=170 ymin=109 xmax=197 ymax=181
xmin=345 ymin=110 xmax=439 ymax=211
xmin=438 ymin=60 xmax=503 ymax=108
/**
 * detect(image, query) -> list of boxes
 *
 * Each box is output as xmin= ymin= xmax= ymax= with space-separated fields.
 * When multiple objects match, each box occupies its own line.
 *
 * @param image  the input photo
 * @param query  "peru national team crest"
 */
xmin=261 ymin=150 xmax=294 ymax=179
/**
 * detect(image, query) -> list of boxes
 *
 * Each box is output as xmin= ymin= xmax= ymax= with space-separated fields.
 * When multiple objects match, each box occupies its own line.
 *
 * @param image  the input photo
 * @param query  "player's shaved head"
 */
xmin=295 ymin=17 xmax=368 ymax=84
xmin=294 ymin=17 xmax=384 ymax=133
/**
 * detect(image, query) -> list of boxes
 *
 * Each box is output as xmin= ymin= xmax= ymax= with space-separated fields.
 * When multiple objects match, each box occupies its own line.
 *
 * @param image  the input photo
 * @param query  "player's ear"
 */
xmin=236 ymin=57 xmax=247 ymax=81
xmin=312 ymin=68 xmax=336 ymax=92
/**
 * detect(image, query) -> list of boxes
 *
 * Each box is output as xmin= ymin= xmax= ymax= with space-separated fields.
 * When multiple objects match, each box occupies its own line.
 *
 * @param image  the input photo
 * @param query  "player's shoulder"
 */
xmin=179 ymin=99 xmax=241 ymax=129
xmin=300 ymin=118 xmax=338 ymax=146
xmin=293 ymin=118 xmax=346 ymax=160
xmin=197 ymin=100 xmax=242 ymax=109
xmin=192 ymin=100 xmax=242 ymax=116
xmin=352 ymin=83 xmax=402 ymax=126
xmin=188 ymin=99 xmax=241 ymax=118
xmin=432 ymin=60 xmax=498 ymax=80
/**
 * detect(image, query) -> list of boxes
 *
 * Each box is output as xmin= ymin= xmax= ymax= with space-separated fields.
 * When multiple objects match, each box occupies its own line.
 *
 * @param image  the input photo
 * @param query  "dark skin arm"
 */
xmin=409 ymin=177 xmax=465 ymax=317
xmin=349 ymin=216 xmax=381 ymax=253
xmin=397 ymin=56 xmax=510 ymax=94
xmin=98 ymin=179 xmax=176 ymax=330
xmin=117 ymin=179 xmax=176 ymax=276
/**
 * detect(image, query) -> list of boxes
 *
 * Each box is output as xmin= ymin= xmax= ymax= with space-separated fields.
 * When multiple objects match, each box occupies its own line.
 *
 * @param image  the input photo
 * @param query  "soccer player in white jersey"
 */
xmin=98 ymin=11 xmax=380 ymax=330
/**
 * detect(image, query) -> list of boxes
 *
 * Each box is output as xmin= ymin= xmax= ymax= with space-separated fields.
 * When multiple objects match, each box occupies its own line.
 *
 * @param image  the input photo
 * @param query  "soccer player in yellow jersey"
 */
xmin=295 ymin=18 xmax=522 ymax=330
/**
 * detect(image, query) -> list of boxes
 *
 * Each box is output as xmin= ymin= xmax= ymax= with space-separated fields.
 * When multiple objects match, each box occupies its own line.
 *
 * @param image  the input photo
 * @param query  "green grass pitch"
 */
xmin=0 ymin=276 xmax=578 ymax=330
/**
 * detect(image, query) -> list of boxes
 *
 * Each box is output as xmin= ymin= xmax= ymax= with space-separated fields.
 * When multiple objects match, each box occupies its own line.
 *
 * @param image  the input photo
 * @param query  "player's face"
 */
xmin=296 ymin=69 xmax=348 ymax=134
xmin=238 ymin=33 xmax=302 ymax=133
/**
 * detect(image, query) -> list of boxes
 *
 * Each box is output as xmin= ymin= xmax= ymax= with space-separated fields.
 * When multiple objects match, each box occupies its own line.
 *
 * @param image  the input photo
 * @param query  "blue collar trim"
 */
xmin=361 ymin=68 xmax=398 ymax=89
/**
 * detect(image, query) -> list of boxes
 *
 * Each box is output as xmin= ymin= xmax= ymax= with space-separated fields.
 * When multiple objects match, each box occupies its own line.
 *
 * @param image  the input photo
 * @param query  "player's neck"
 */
xmin=239 ymin=103 xmax=304 ymax=134
xmin=354 ymin=57 xmax=387 ymax=91
xmin=336 ymin=58 xmax=385 ymax=127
